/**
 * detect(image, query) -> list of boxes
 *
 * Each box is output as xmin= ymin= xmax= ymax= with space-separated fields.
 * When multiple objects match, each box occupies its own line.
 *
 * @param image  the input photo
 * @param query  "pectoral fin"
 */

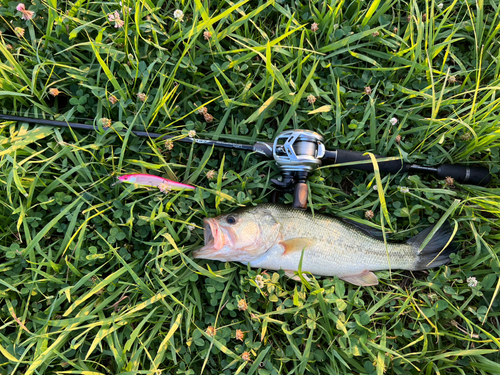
xmin=341 ymin=270 xmax=379 ymax=286
xmin=280 ymin=238 xmax=315 ymax=255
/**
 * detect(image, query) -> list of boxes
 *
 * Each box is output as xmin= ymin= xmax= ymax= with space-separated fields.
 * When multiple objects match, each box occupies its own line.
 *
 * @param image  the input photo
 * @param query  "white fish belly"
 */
xmin=249 ymin=242 xmax=415 ymax=277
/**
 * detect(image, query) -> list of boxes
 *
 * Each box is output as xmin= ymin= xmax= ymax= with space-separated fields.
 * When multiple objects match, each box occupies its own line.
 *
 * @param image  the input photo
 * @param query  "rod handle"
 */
xmin=437 ymin=164 xmax=491 ymax=186
xmin=333 ymin=150 xmax=407 ymax=174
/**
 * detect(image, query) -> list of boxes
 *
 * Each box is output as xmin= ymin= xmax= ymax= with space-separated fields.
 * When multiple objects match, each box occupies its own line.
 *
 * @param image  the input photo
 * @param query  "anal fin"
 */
xmin=284 ymin=270 xmax=311 ymax=282
xmin=341 ymin=270 xmax=379 ymax=286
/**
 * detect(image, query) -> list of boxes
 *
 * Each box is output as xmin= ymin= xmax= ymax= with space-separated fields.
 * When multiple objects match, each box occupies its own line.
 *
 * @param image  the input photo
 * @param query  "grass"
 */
xmin=1 ymin=0 xmax=500 ymax=374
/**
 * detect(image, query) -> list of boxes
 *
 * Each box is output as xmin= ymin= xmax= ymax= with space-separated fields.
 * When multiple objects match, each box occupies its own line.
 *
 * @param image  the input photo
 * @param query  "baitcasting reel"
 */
xmin=269 ymin=130 xmax=326 ymax=209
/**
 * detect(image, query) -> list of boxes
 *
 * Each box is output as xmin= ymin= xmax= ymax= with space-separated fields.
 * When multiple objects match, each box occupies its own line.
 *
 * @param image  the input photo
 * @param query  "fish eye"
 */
xmin=226 ymin=216 xmax=236 ymax=225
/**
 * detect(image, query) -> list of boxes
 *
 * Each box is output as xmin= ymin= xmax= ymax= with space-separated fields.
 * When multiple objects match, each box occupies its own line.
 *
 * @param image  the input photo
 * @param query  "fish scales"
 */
xmin=248 ymin=205 xmax=417 ymax=277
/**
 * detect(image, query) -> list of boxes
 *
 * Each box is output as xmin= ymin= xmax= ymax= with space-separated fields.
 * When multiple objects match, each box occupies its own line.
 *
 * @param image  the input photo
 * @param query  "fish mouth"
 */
xmin=193 ymin=218 xmax=226 ymax=259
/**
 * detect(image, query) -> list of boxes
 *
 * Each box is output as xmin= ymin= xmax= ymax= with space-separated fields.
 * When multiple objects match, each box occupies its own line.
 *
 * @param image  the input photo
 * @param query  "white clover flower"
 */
xmin=49 ymin=88 xmax=60 ymax=97
xmin=235 ymin=329 xmax=244 ymax=341
xmin=137 ymin=92 xmax=147 ymax=102
xmin=173 ymin=9 xmax=184 ymax=21
xmin=373 ymin=185 xmax=378 ymax=191
xmin=17 ymin=3 xmax=35 ymax=20
xmin=467 ymin=277 xmax=478 ymax=288
xmin=188 ymin=130 xmax=196 ymax=138
xmin=237 ymin=299 xmax=248 ymax=311
xmin=255 ymin=275 xmax=264 ymax=289
xmin=399 ymin=186 xmax=409 ymax=194
xmin=390 ymin=117 xmax=398 ymax=125
xmin=109 ymin=11 xmax=124 ymax=28
xmin=206 ymin=170 xmax=216 ymax=180
xmin=203 ymin=113 xmax=214 ymax=123
xmin=438 ymin=3 xmax=443 ymax=9
xmin=187 ymin=225 xmax=195 ymax=231
xmin=165 ymin=140 xmax=174 ymax=151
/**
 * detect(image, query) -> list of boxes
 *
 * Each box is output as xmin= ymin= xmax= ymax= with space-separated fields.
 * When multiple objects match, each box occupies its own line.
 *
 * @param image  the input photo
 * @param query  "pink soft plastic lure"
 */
xmin=114 ymin=174 xmax=195 ymax=192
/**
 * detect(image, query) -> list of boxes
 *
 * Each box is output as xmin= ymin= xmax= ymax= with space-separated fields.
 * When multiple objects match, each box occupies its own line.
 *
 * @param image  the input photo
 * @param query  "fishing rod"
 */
xmin=1 ymin=114 xmax=492 ymax=209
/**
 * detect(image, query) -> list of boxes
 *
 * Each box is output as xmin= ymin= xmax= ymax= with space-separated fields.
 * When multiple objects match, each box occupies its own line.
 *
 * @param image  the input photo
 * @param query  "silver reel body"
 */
xmin=272 ymin=130 xmax=325 ymax=173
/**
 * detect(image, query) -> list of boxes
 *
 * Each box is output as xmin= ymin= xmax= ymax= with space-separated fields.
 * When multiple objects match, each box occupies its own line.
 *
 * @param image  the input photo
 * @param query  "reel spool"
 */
xmin=271 ymin=130 xmax=325 ymax=209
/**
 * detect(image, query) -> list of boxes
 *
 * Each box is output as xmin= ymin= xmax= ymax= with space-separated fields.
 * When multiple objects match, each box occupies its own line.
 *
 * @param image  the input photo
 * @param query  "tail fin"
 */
xmin=407 ymin=221 xmax=456 ymax=270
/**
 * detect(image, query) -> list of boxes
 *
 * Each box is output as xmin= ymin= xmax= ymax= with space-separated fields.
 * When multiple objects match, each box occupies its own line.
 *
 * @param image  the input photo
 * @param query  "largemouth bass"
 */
xmin=193 ymin=204 xmax=455 ymax=286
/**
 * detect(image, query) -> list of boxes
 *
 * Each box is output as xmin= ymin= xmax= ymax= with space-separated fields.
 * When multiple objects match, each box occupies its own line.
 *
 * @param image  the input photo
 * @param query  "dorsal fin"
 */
xmin=342 ymin=218 xmax=388 ymax=240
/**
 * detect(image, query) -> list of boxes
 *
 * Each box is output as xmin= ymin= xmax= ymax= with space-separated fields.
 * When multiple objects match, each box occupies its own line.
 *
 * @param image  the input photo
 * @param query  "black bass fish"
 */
xmin=193 ymin=204 xmax=455 ymax=286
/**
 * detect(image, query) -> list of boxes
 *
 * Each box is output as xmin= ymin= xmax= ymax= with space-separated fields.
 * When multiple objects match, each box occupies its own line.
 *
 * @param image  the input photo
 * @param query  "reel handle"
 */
xmin=293 ymin=183 xmax=308 ymax=210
